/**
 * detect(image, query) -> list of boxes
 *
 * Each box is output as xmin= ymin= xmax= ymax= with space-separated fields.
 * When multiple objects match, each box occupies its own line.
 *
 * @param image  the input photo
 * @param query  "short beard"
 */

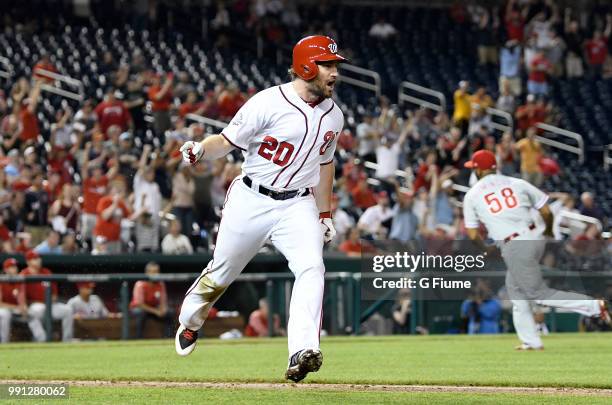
xmin=306 ymin=77 xmax=327 ymax=99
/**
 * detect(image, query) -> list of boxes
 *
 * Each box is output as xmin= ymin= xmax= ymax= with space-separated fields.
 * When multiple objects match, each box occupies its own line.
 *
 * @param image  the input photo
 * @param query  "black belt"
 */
xmin=504 ymin=223 xmax=536 ymax=243
xmin=243 ymin=176 xmax=310 ymax=200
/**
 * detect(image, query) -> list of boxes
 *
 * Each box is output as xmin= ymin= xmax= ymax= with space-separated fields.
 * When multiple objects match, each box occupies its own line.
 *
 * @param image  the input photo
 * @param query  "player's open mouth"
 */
xmin=327 ymin=80 xmax=336 ymax=90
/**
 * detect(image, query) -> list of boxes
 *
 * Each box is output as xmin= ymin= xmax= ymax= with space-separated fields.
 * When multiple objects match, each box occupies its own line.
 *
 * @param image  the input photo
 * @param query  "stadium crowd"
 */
xmin=0 ymin=1 xmax=608 ymax=259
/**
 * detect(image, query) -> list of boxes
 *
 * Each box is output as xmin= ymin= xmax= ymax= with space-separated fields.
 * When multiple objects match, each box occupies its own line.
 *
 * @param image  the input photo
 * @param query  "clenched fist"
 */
xmin=180 ymin=141 xmax=204 ymax=165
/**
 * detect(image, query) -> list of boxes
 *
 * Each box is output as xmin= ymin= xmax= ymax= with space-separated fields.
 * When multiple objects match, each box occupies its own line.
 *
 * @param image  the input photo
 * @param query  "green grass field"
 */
xmin=1 ymin=333 xmax=611 ymax=404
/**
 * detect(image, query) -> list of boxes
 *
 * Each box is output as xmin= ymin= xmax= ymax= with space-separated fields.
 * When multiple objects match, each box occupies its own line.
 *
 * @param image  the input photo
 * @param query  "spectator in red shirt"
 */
xmin=199 ymin=91 xmax=220 ymax=119
xmin=514 ymin=94 xmax=547 ymax=135
xmin=412 ymin=150 xmax=439 ymax=192
xmin=19 ymin=250 xmax=73 ymax=342
xmin=217 ymin=82 xmax=246 ymax=120
xmin=46 ymin=146 xmax=74 ymax=188
xmin=32 ymin=53 xmax=58 ymax=83
xmin=0 ymin=216 xmax=12 ymax=248
xmin=342 ymin=159 xmax=367 ymax=191
xmin=129 ymin=262 xmax=174 ymax=338
xmin=94 ymin=88 xmax=133 ymax=135
xmin=178 ymin=91 xmax=204 ymax=118
xmin=0 ymin=258 xmax=27 ymax=343
xmin=148 ymin=73 xmax=174 ymax=137
xmin=339 ymin=228 xmax=376 ymax=257
xmin=504 ymin=5 xmax=525 ymax=43
xmin=17 ymin=80 xmax=43 ymax=145
xmin=244 ymin=298 xmax=284 ymax=337
xmin=93 ymin=180 xmax=131 ymax=254
xmin=351 ymin=178 xmax=377 ymax=211
xmin=80 ymin=143 xmax=117 ymax=245
xmin=337 ymin=128 xmax=356 ymax=153
xmin=527 ymin=52 xmax=552 ymax=96
xmin=32 ymin=54 xmax=58 ymax=83
xmin=584 ymin=20 xmax=611 ymax=78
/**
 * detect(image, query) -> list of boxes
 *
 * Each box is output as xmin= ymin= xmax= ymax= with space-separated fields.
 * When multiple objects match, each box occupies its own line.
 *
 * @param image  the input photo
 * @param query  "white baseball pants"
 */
xmin=502 ymin=239 xmax=600 ymax=348
xmin=179 ymin=177 xmax=325 ymax=357
xmin=27 ymin=302 xmax=74 ymax=342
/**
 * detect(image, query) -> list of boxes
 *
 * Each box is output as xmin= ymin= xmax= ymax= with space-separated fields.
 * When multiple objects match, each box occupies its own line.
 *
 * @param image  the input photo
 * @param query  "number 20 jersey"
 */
xmin=462 ymin=174 xmax=549 ymax=241
xmin=221 ymin=82 xmax=344 ymax=190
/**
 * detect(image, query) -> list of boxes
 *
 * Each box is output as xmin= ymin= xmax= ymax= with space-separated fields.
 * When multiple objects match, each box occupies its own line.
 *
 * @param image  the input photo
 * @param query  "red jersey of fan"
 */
xmin=94 ymin=100 xmax=132 ymax=133
xmin=339 ymin=240 xmax=376 ymax=255
xmin=350 ymin=185 xmax=377 ymax=210
xmin=529 ymin=55 xmax=551 ymax=83
xmin=20 ymin=108 xmax=39 ymax=141
xmin=93 ymin=196 xmax=131 ymax=241
xmin=217 ymin=93 xmax=245 ymax=118
xmin=505 ymin=14 xmax=524 ymax=42
xmin=83 ymin=175 xmax=109 ymax=214
xmin=585 ymin=38 xmax=608 ymax=65
xmin=515 ymin=105 xmax=547 ymax=131
xmin=413 ymin=163 xmax=440 ymax=192
xmin=148 ymin=85 xmax=173 ymax=112
xmin=178 ymin=101 xmax=200 ymax=118
xmin=0 ymin=224 xmax=10 ymax=241
xmin=33 ymin=61 xmax=58 ymax=81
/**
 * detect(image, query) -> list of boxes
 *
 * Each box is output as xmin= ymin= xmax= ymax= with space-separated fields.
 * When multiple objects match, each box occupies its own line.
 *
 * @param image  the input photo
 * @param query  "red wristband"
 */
xmin=319 ymin=211 xmax=332 ymax=219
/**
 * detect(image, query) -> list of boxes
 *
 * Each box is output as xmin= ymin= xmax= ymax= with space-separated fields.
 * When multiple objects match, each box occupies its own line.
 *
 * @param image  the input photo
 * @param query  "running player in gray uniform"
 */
xmin=462 ymin=150 xmax=610 ymax=350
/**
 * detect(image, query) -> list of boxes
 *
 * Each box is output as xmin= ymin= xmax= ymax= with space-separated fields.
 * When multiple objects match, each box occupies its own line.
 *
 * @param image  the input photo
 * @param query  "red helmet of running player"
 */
xmin=292 ymin=35 xmax=347 ymax=81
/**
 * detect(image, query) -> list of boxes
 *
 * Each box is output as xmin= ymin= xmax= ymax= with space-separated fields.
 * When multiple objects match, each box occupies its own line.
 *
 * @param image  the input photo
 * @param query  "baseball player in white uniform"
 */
xmin=462 ymin=150 xmax=610 ymax=350
xmin=175 ymin=35 xmax=346 ymax=382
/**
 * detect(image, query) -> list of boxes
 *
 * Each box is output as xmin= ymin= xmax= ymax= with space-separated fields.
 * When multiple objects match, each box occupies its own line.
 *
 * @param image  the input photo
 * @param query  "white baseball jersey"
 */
xmin=462 ymin=174 xmax=549 ymax=240
xmin=222 ymin=82 xmax=344 ymax=190
xmin=180 ymin=82 xmax=343 ymax=358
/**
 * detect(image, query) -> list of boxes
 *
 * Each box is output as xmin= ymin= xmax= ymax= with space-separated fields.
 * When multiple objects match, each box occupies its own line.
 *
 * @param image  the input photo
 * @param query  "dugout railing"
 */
xmin=0 ymin=271 xmax=359 ymax=342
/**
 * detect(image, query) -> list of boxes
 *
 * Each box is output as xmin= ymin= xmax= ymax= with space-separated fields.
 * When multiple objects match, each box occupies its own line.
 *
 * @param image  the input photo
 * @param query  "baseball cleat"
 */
xmin=285 ymin=349 xmax=323 ymax=383
xmin=598 ymin=300 xmax=611 ymax=325
xmin=175 ymin=324 xmax=198 ymax=356
xmin=515 ymin=343 xmax=544 ymax=351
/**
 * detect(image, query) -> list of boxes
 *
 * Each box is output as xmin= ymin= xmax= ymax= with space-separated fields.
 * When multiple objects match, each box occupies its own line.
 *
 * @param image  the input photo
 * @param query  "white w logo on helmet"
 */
xmin=327 ymin=43 xmax=337 ymax=53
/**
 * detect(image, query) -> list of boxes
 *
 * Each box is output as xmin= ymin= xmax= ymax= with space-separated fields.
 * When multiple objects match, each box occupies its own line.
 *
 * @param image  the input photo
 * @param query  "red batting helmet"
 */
xmin=292 ymin=35 xmax=347 ymax=81
xmin=464 ymin=150 xmax=497 ymax=170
